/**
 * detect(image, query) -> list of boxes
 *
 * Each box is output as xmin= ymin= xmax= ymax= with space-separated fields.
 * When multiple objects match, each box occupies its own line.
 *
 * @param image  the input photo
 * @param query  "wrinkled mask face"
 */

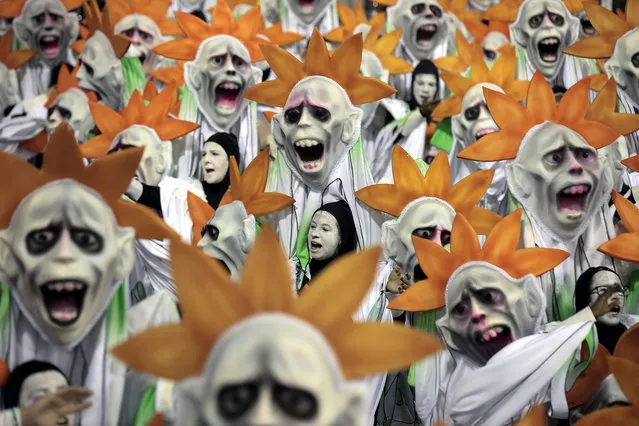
xmin=509 ymin=123 xmax=601 ymax=241
xmin=45 ymin=88 xmax=94 ymax=142
xmin=308 ymin=210 xmax=340 ymax=261
xmin=201 ymin=141 xmax=229 ymax=184
xmin=413 ymin=73 xmax=438 ymax=105
xmin=76 ymin=31 xmax=123 ymax=111
xmin=607 ymin=29 xmax=639 ymax=107
xmin=0 ymin=18 xmax=12 ymax=37
xmin=513 ymin=0 xmax=574 ymax=81
xmin=114 ymin=14 xmax=162 ymax=73
xmin=393 ymin=0 xmax=448 ymax=60
xmin=197 ymin=201 xmax=255 ymax=281
xmin=0 ymin=181 xmax=134 ymax=346
xmin=273 ymin=78 xmax=361 ymax=189
xmin=19 ymin=370 xmax=74 ymax=425
xmin=196 ymin=315 xmax=365 ymax=425
xmin=482 ymin=32 xmax=509 ymax=65
xmin=575 ymin=10 xmax=596 ymax=39
xmin=359 ymin=50 xmax=386 ymax=124
xmin=14 ymin=0 xmax=78 ymax=67
xmin=384 ymin=198 xmax=455 ymax=283
xmin=441 ymin=264 xmax=540 ymax=365
xmin=186 ymin=37 xmax=260 ymax=131
xmin=588 ymin=270 xmax=626 ymax=326
xmin=287 ymin=0 xmax=334 ymax=25
xmin=0 ymin=63 xmax=17 ymax=117
xmin=108 ymin=126 xmax=169 ymax=186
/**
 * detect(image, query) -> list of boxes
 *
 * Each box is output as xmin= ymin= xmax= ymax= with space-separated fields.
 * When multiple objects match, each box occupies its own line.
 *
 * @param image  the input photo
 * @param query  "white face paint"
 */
xmin=438 ymin=263 xmax=544 ymax=365
xmin=588 ymin=270 xmax=626 ymax=326
xmin=285 ymin=0 xmax=334 ymax=25
xmin=201 ymin=142 xmax=229 ymax=185
xmin=19 ymin=370 xmax=74 ymax=425
xmin=109 ymin=126 xmax=170 ymax=186
xmin=272 ymin=77 xmax=362 ymax=189
xmin=359 ymin=50 xmax=386 ymax=126
xmin=76 ymin=31 xmax=124 ymax=111
xmin=182 ymin=314 xmax=366 ymax=425
xmin=13 ymin=0 xmax=79 ymax=67
xmin=308 ymin=210 xmax=340 ymax=261
xmin=45 ymin=88 xmax=94 ymax=142
xmin=391 ymin=0 xmax=448 ymax=60
xmin=0 ymin=18 xmax=13 ymax=37
xmin=413 ymin=73 xmax=438 ymax=106
xmin=0 ymin=180 xmax=135 ymax=346
xmin=185 ymin=36 xmax=261 ymax=131
xmin=508 ymin=123 xmax=602 ymax=241
xmin=383 ymin=198 xmax=455 ymax=283
xmin=511 ymin=0 xmax=577 ymax=81
xmin=114 ymin=14 xmax=163 ymax=73
xmin=481 ymin=32 xmax=509 ymax=65
xmin=606 ymin=28 xmax=639 ymax=108
xmin=197 ymin=201 xmax=256 ymax=282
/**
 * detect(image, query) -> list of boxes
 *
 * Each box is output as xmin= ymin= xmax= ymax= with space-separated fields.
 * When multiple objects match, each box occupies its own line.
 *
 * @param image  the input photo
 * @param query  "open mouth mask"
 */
xmin=185 ymin=36 xmax=262 ymax=131
xmin=391 ymin=0 xmax=448 ymax=60
xmin=13 ymin=0 xmax=79 ymax=67
xmin=272 ymin=76 xmax=362 ymax=190
xmin=507 ymin=122 xmax=606 ymax=242
xmin=114 ymin=14 xmax=163 ymax=73
xmin=605 ymin=28 xmax=639 ymax=108
xmin=45 ymin=88 xmax=94 ymax=142
xmin=285 ymin=0 xmax=335 ymax=26
xmin=510 ymin=0 xmax=579 ymax=81
xmin=0 ymin=180 xmax=134 ymax=347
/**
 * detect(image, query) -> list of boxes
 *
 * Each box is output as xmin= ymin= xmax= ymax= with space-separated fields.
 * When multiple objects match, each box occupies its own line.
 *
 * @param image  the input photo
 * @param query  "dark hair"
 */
xmin=201 ymin=132 xmax=241 ymax=209
xmin=409 ymin=59 xmax=440 ymax=109
xmin=190 ymin=9 xmax=207 ymax=22
xmin=3 ymin=361 xmax=68 ymax=408
xmin=204 ymin=132 xmax=241 ymax=166
xmin=575 ymin=266 xmax=619 ymax=312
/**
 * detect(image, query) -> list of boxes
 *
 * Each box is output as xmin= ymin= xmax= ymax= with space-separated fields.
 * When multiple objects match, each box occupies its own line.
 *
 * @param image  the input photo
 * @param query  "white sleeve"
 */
xmin=0 ymin=409 xmax=20 ymax=426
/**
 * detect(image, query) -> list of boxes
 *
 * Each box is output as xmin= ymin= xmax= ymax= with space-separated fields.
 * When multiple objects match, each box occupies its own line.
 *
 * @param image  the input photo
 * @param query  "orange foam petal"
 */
xmin=509 ymin=248 xmax=569 ymax=277
xmin=483 ymin=209 xmax=523 ymax=264
xmin=448 ymin=169 xmax=494 ymax=211
xmin=392 ymin=145 xmax=425 ymax=193
xmin=572 ymin=121 xmax=619 ymax=149
xmin=355 ymin=185 xmax=414 ymax=217
xmin=246 ymin=193 xmax=295 ymax=217
xmin=386 ymin=279 xmax=447 ymax=311
xmin=457 ymin=130 xmax=522 ymax=161
xmin=450 ymin=213 xmax=481 ymax=260
xmin=421 ymin=151 xmax=451 ymax=199
xmin=526 ymin=72 xmax=556 ymax=122
xmin=243 ymin=80 xmax=292 ymax=108
xmin=347 ymin=76 xmax=396 ymax=105
xmin=563 ymin=36 xmax=616 ymax=59
xmin=598 ymin=233 xmax=639 ymax=263
xmin=611 ymin=190 xmax=639 ymax=232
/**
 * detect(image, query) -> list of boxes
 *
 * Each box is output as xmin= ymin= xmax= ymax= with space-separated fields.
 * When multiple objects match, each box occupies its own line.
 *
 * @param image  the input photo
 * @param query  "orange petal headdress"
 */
xmin=108 ymin=0 xmax=183 ymax=36
xmin=148 ymin=60 xmax=186 ymax=88
xmin=80 ymin=85 xmax=200 ymax=158
xmin=458 ymin=72 xmax=620 ymax=162
xmin=0 ymin=0 xmax=83 ymax=18
xmin=563 ymin=0 xmax=639 ymax=59
xmin=465 ymin=19 xmax=511 ymax=43
xmin=0 ymin=123 xmax=178 ymax=240
xmin=243 ymin=29 xmax=396 ymax=108
xmin=598 ymin=191 xmax=639 ymax=262
xmin=258 ymin=22 xmax=305 ymax=47
xmin=0 ymin=29 xmax=35 ymax=69
xmin=72 ymin=0 xmax=130 ymax=58
xmin=439 ymin=0 xmax=483 ymax=28
xmin=111 ymin=225 xmax=442 ymax=380
xmin=388 ymin=209 xmax=570 ymax=311
xmin=355 ymin=146 xmax=501 ymax=235
xmin=45 ymin=65 xmax=98 ymax=108
xmin=563 ymin=0 xmax=599 ymax=14
xmin=432 ymin=46 xmax=529 ymax=121
xmin=483 ymin=0 xmax=524 ymax=23
xmin=324 ymin=2 xmax=386 ymax=44
xmin=153 ymin=0 xmax=268 ymax=62
xmin=433 ymin=29 xmax=483 ymax=75
xmin=585 ymin=77 xmax=639 ymax=136
xmin=362 ymin=24 xmax=413 ymax=75
xmin=142 ymin=80 xmax=181 ymax=117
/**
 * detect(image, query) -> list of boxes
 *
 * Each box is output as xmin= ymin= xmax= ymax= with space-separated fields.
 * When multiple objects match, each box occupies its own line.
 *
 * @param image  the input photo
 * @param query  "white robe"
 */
xmin=279 ymin=0 xmax=339 ymax=58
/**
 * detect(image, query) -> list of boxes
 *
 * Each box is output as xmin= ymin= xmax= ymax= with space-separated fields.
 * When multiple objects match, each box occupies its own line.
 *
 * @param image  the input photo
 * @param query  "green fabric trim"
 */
xmin=122 ymin=57 xmax=147 ymax=106
xmin=132 ymin=387 xmax=156 ymax=426
xmin=430 ymin=118 xmax=452 ymax=152
xmin=106 ymin=284 xmax=128 ymax=348
xmin=415 ymin=159 xmax=428 ymax=175
xmin=625 ymin=269 xmax=639 ymax=314
xmin=408 ymin=310 xmax=439 ymax=386
xmin=0 ymin=284 xmax=10 ymax=329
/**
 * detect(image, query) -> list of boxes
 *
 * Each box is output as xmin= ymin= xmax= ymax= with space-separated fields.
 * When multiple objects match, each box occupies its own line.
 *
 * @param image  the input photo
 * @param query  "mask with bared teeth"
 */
xmin=390 ymin=0 xmax=449 ymax=60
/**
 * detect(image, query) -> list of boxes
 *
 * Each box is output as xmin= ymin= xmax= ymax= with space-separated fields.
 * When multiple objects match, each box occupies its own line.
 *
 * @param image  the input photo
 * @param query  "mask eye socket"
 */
xmin=429 ymin=5 xmax=443 ymax=17
xmin=440 ymin=230 xmax=451 ymax=247
xmin=309 ymin=106 xmax=331 ymax=122
xmin=47 ymin=106 xmax=56 ymax=119
xmin=80 ymin=60 xmax=94 ymax=77
xmin=273 ymin=383 xmax=318 ymax=420
xmin=58 ymin=107 xmax=71 ymax=121
xmin=217 ymin=383 xmax=259 ymax=420
xmin=211 ymin=54 xmax=226 ymax=67
xmin=33 ymin=13 xmax=45 ymax=26
xmin=204 ymin=224 xmax=220 ymax=241
xmin=411 ymin=3 xmax=426 ymax=14
xmin=123 ymin=29 xmax=135 ymax=38
xmin=474 ymin=288 xmax=505 ymax=305
xmin=139 ymin=30 xmax=153 ymax=43
xmin=631 ymin=52 xmax=639 ymax=68
xmin=26 ymin=225 xmax=62 ymax=255
xmin=548 ymin=12 xmax=564 ymax=26
xmin=232 ymin=55 xmax=247 ymax=69
xmin=452 ymin=299 xmax=469 ymax=317
xmin=464 ymin=104 xmax=480 ymax=121
xmin=483 ymin=48 xmax=497 ymax=61
xmin=412 ymin=227 xmax=435 ymax=240
xmin=576 ymin=148 xmax=595 ymax=163
xmin=71 ymin=228 xmax=103 ymax=254
xmin=528 ymin=14 xmax=543 ymax=28
xmin=544 ymin=148 xmax=564 ymax=167
xmin=284 ymin=106 xmax=302 ymax=124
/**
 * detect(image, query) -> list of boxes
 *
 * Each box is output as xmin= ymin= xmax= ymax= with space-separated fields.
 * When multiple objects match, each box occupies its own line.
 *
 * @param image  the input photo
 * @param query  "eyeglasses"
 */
xmin=590 ymin=285 xmax=630 ymax=297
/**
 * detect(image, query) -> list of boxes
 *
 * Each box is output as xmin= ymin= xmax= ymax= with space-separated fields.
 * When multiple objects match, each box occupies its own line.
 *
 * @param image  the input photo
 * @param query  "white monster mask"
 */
xmin=481 ymin=31 xmax=509 ymax=65
xmin=45 ymin=88 xmax=94 ymax=142
xmin=390 ymin=0 xmax=449 ymax=60
xmin=76 ymin=31 xmax=124 ymax=111
xmin=605 ymin=27 xmax=639 ymax=108
xmin=507 ymin=122 xmax=609 ymax=242
xmin=383 ymin=197 xmax=455 ymax=283
xmin=283 ymin=0 xmax=335 ymax=26
xmin=0 ymin=180 xmax=135 ymax=347
xmin=185 ymin=35 xmax=262 ymax=131
xmin=177 ymin=313 xmax=367 ymax=425
xmin=114 ymin=14 xmax=162 ymax=73
xmin=437 ymin=262 xmax=545 ymax=365
xmin=13 ymin=0 xmax=79 ymax=67
xmin=587 ymin=269 xmax=626 ymax=326
xmin=597 ymin=135 xmax=628 ymax=193
xmin=108 ymin=125 xmax=172 ymax=186
xmin=272 ymin=76 xmax=362 ymax=190
xmin=510 ymin=0 xmax=579 ymax=81
xmin=359 ymin=50 xmax=388 ymax=127
xmin=197 ymin=200 xmax=256 ymax=282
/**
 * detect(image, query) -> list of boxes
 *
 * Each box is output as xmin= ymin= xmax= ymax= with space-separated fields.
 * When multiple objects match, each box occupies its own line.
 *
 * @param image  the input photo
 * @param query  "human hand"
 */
xmin=386 ymin=266 xmax=410 ymax=294
xmin=590 ymin=286 xmax=621 ymax=318
xmin=21 ymin=386 xmax=93 ymax=426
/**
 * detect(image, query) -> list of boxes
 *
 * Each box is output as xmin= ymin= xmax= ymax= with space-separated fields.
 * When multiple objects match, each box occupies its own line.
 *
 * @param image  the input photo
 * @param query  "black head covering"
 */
xmin=575 ymin=266 xmax=627 ymax=353
xmin=201 ymin=132 xmax=240 ymax=210
xmin=308 ymin=200 xmax=357 ymax=279
xmin=409 ymin=59 xmax=440 ymax=110
xmin=3 ymin=360 xmax=68 ymax=408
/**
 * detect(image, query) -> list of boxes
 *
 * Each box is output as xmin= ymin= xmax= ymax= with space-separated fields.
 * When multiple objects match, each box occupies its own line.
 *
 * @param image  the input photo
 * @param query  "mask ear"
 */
xmin=176 ymin=378 xmax=206 ymax=424
xmin=12 ymin=17 xmax=30 ymax=45
xmin=240 ymin=214 xmax=257 ymax=253
xmin=0 ymin=231 xmax=19 ymax=285
xmin=250 ymin=66 xmax=263 ymax=86
xmin=156 ymin=142 xmax=172 ymax=175
xmin=341 ymin=108 xmax=362 ymax=144
xmin=507 ymin=162 xmax=532 ymax=199
xmin=605 ymin=58 xmax=623 ymax=87
xmin=66 ymin=14 xmax=80 ymax=45
xmin=521 ymin=275 xmax=545 ymax=326
xmin=380 ymin=69 xmax=390 ymax=85
xmin=271 ymin=114 xmax=286 ymax=148
xmin=185 ymin=62 xmax=202 ymax=91
xmin=509 ymin=22 xmax=528 ymax=49
xmin=451 ymin=115 xmax=467 ymax=144
xmin=113 ymin=61 xmax=124 ymax=88
xmin=340 ymin=382 xmax=369 ymax=425
xmin=114 ymin=227 xmax=135 ymax=283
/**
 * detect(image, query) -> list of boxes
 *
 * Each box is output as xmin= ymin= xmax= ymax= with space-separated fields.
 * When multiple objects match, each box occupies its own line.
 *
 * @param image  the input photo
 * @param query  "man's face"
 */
xmin=186 ymin=37 xmax=260 ymax=131
xmin=272 ymin=78 xmax=361 ymax=189
xmin=19 ymin=370 xmax=74 ymax=425
xmin=359 ymin=50 xmax=385 ymax=125
xmin=0 ymin=181 xmax=134 ymax=346
xmin=588 ymin=270 xmax=626 ymax=326
xmin=512 ymin=0 xmax=575 ymax=81
xmin=108 ymin=126 xmax=168 ymax=186
xmin=607 ymin=28 xmax=639 ymax=107
xmin=509 ymin=123 xmax=601 ymax=241
xmin=45 ymin=88 xmax=94 ymax=142
xmin=201 ymin=141 xmax=229 ymax=185
xmin=76 ymin=31 xmax=123 ymax=111
xmin=114 ymin=14 xmax=162 ymax=73
xmin=481 ymin=32 xmax=509 ymax=65
xmin=286 ymin=0 xmax=334 ymax=25
xmin=413 ymin=73 xmax=438 ymax=105
xmin=384 ymin=198 xmax=455 ymax=283
xmin=392 ymin=0 xmax=448 ymax=60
